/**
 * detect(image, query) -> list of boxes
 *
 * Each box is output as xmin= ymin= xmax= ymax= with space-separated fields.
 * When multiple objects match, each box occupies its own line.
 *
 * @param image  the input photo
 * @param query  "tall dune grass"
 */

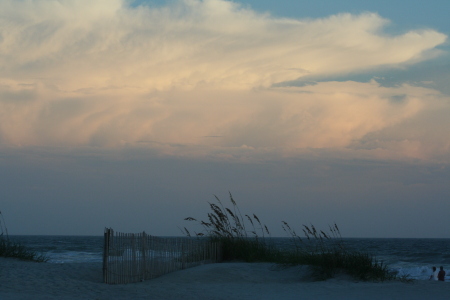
xmin=184 ymin=193 xmax=397 ymax=281
xmin=281 ymin=221 xmax=393 ymax=281
xmin=0 ymin=211 xmax=47 ymax=262
xmin=183 ymin=194 xmax=282 ymax=262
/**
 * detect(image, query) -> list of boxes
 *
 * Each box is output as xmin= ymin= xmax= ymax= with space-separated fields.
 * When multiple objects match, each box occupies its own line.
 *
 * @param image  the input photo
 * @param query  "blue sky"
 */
xmin=0 ymin=0 xmax=449 ymax=237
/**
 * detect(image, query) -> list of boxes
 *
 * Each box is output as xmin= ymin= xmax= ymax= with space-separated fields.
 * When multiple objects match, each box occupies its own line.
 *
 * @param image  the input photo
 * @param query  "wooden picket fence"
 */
xmin=103 ymin=228 xmax=222 ymax=284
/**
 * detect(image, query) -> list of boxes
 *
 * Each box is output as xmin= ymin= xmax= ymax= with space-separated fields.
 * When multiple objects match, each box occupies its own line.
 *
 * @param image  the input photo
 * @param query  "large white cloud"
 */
xmin=0 ymin=0 xmax=448 ymax=162
xmin=1 ymin=0 xmax=446 ymax=90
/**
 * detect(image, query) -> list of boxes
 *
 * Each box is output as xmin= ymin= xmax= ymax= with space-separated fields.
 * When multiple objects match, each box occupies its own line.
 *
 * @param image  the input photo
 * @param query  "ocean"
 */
xmin=7 ymin=235 xmax=450 ymax=281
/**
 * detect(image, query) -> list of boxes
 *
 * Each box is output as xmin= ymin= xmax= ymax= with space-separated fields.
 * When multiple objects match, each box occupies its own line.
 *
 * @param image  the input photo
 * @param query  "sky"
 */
xmin=1 ymin=0 xmax=449 ymax=238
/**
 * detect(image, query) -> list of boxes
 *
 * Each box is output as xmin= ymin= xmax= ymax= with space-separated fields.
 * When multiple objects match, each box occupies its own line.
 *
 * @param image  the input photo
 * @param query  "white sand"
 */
xmin=1 ymin=257 xmax=450 ymax=300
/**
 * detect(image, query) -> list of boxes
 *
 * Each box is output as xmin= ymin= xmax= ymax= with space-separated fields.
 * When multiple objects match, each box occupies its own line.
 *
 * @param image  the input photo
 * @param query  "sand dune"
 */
xmin=1 ymin=258 xmax=450 ymax=300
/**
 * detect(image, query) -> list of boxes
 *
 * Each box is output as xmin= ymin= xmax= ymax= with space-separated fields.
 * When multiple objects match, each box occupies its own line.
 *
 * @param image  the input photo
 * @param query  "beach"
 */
xmin=1 ymin=258 xmax=450 ymax=300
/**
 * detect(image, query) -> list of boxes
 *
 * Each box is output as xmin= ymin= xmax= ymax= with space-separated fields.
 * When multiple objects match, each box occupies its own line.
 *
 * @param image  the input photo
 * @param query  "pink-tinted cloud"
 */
xmin=0 ymin=0 xmax=448 ymax=162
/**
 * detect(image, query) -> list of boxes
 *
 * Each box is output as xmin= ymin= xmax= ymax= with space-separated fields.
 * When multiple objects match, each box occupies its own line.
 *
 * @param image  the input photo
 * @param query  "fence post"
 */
xmin=103 ymin=228 xmax=110 ymax=283
xmin=141 ymin=231 xmax=147 ymax=281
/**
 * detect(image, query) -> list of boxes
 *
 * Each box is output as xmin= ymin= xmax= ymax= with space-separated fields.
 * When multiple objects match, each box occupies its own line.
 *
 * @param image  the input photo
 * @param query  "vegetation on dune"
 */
xmin=183 ymin=193 xmax=399 ymax=282
xmin=280 ymin=221 xmax=394 ymax=281
xmin=0 ymin=211 xmax=47 ymax=262
xmin=183 ymin=194 xmax=282 ymax=262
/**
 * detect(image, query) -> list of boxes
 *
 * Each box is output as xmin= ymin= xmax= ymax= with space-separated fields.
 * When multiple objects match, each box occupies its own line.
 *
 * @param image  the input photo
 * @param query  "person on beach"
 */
xmin=430 ymin=266 xmax=438 ymax=280
xmin=438 ymin=266 xmax=446 ymax=281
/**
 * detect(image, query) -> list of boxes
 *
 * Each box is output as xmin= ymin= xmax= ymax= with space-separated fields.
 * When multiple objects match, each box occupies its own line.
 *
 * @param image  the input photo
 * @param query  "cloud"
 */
xmin=1 ymin=0 xmax=446 ymax=90
xmin=0 ymin=0 xmax=448 ymax=162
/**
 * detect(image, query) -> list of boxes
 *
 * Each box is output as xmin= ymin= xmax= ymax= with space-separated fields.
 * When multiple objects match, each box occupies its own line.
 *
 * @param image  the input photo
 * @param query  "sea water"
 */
xmin=8 ymin=235 xmax=104 ymax=264
xmin=7 ymin=236 xmax=450 ymax=281
xmin=344 ymin=238 xmax=450 ymax=281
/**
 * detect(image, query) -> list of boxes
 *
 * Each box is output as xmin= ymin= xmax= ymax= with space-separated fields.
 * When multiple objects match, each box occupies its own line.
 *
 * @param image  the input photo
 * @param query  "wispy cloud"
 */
xmin=0 ymin=0 xmax=448 ymax=162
